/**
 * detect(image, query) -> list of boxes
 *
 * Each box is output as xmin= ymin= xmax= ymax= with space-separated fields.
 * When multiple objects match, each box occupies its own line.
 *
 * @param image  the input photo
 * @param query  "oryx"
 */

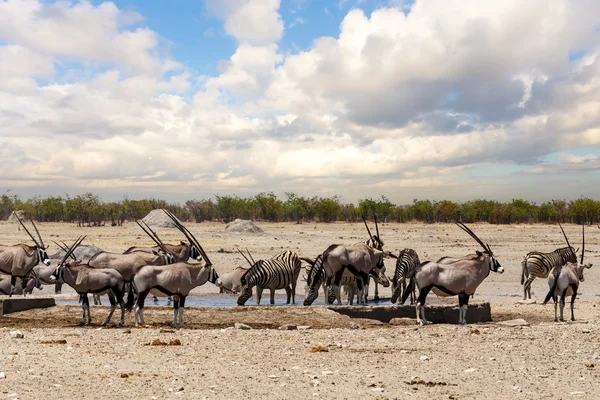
xmin=358 ymin=214 xmax=389 ymax=301
xmin=304 ymin=243 xmax=384 ymax=306
xmin=88 ymin=220 xmax=174 ymax=305
xmin=402 ymin=222 xmax=504 ymax=325
xmin=543 ymin=224 xmax=593 ymax=322
xmin=129 ymin=210 xmax=223 ymax=328
xmin=0 ymin=215 xmax=51 ymax=296
xmin=49 ymin=237 xmax=127 ymax=326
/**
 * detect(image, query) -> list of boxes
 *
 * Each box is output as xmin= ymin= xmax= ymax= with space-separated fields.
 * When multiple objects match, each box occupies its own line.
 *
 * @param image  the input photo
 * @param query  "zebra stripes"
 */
xmin=391 ymin=248 xmax=420 ymax=304
xmin=237 ymin=250 xmax=302 ymax=305
xmin=521 ymin=246 xmax=577 ymax=300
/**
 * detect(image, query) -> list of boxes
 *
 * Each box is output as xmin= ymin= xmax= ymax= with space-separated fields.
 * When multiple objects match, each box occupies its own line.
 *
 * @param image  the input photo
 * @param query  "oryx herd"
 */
xmin=0 ymin=211 xmax=595 ymax=328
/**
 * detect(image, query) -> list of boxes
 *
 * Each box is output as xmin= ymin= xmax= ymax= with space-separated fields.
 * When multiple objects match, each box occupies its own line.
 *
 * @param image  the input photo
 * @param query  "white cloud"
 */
xmin=0 ymin=0 xmax=599 ymax=203
xmin=205 ymin=0 xmax=284 ymax=45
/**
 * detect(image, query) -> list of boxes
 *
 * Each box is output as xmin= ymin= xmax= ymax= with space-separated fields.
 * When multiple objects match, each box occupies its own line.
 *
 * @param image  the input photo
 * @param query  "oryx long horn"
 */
xmin=15 ymin=214 xmax=40 ymax=248
xmin=237 ymin=248 xmax=254 ymax=267
xmin=53 ymin=241 xmax=77 ymax=260
xmin=163 ymin=209 xmax=212 ymax=265
xmin=373 ymin=212 xmax=380 ymax=239
xmin=246 ymin=248 xmax=255 ymax=265
xmin=30 ymin=219 xmax=46 ymax=249
xmin=456 ymin=222 xmax=491 ymax=254
xmin=135 ymin=221 xmax=162 ymax=248
xmin=558 ymin=222 xmax=577 ymax=260
xmin=59 ymin=236 xmax=86 ymax=267
xmin=140 ymin=220 xmax=170 ymax=254
xmin=362 ymin=215 xmax=374 ymax=243
xmin=580 ymin=224 xmax=585 ymax=265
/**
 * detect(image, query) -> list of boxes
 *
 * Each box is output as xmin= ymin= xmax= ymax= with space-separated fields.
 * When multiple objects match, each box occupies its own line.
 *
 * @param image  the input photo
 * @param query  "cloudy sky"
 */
xmin=1 ymin=0 xmax=599 ymax=204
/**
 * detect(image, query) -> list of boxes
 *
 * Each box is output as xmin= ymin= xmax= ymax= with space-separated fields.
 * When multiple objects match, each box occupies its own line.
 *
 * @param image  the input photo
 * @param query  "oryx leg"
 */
xmin=332 ymin=268 xmax=346 ymax=305
xmin=172 ymin=297 xmax=179 ymax=328
xmin=93 ymin=294 xmax=102 ymax=306
xmin=415 ymin=286 xmax=432 ymax=325
xmin=373 ymin=279 xmax=379 ymax=301
xmin=134 ymin=290 xmax=149 ymax=326
xmin=80 ymin=294 xmax=92 ymax=326
xmin=553 ymin=293 xmax=559 ymax=322
xmin=559 ymin=288 xmax=568 ymax=322
xmin=458 ymin=294 xmax=470 ymax=325
xmin=9 ymin=275 xmax=16 ymax=297
xmin=102 ymin=291 xmax=117 ymax=326
xmin=55 ymin=282 xmax=62 ymax=294
xmin=167 ymin=296 xmax=172 ymax=306
xmin=569 ymin=285 xmax=577 ymax=321
xmin=177 ymin=296 xmax=186 ymax=328
xmin=113 ymin=285 xmax=125 ymax=326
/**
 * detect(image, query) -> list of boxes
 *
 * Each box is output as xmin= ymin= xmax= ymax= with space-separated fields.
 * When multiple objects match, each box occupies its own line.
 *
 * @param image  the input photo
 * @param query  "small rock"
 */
xmin=297 ymin=326 xmax=311 ymax=330
xmin=427 ymin=333 xmax=440 ymax=337
xmin=322 ymin=370 xmax=334 ymax=376
xmin=0 ymin=372 xmax=5 ymax=379
xmin=512 ymin=386 xmax=521 ymax=392
xmin=268 ymin=375 xmax=279 ymax=379
xmin=279 ymin=324 xmax=297 ymax=331
xmin=389 ymin=318 xmax=413 ymax=326
xmin=463 ymin=368 xmax=475 ymax=373
xmin=593 ymin=355 xmax=600 ymax=360
xmin=122 ymin=329 xmax=131 ymax=334
xmin=10 ymin=330 xmax=24 ymax=339
xmin=234 ymin=323 xmax=251 ymax=330
xmin=160 ymin=329 xmax=175 ymax=333
xmin=497 ymin=319 xmax=530 ymax=327
xmin=570 ymin=391 xmax=586 ymax=395
xmin=371 ymin=388 xmax=384 ymax=392
xmin=420 ymin=356 xmax=429 ymax=361
xmin=176 ymin=387 xmax=184 ymax=392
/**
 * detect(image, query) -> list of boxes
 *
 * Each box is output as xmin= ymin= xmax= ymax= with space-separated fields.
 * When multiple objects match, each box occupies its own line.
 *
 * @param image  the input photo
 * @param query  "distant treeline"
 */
xmin=0 ymin=192 xmax=598 ymax=226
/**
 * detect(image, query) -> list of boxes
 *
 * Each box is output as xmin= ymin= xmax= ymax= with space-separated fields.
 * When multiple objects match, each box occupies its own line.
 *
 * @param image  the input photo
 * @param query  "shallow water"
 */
xmin=55 ymin=293 xmax=396 ymax=307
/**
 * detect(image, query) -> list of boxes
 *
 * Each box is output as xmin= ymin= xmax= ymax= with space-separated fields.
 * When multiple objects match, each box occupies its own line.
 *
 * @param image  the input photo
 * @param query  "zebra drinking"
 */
xmin=237 ymin=250 xmax=302 ymax=306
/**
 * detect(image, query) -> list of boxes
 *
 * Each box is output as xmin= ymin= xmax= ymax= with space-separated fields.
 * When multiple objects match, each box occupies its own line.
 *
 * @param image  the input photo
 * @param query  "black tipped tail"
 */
xmin=401 ymin=276 xmax=414 ymax=305
xmin=124 ymin=282 xmax=135 ymax=312
xmin=542 ymin=277 xmax=558 ymax=305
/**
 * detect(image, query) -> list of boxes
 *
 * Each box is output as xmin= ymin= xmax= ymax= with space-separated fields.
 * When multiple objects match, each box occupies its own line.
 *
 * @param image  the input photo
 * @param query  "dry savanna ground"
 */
xmin=1 ymin=221 xmax=599 ymax=399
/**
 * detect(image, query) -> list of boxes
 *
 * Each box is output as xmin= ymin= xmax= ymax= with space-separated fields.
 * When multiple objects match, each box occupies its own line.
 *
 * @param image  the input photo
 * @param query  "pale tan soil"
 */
xmin=1 ymin=222 xmax=599 ymax=399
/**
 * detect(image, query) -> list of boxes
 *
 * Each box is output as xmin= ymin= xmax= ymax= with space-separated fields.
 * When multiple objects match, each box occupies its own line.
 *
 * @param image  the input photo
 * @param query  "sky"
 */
xmin=0 ymin=0 xmax=599 ymax=205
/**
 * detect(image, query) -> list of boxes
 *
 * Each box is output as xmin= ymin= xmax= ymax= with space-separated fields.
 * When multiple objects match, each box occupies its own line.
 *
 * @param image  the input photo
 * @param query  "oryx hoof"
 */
xmin=418 ymin=321 xmax=431 ymax=326
xmin=571 ymin=317 xmax=576 ymax=321
xmin=79 ymin=321 xmax=85 ymax=327
xmin=101 ymin=322 xmax=109 ymax=327
xmin=559 ymin=318 xmax=565 ymax=322
xmin=459 ymin=321 xmax=467 ymax=326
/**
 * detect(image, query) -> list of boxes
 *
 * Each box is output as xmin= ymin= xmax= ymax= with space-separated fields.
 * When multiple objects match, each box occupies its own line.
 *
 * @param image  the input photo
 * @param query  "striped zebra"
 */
xmin=521 ymin=247 xmax=577 ymax=300
xmin=237 ymin=250 xmax=302 ymax=305
xmin=391 ymin=248 xmax=420 ymax=304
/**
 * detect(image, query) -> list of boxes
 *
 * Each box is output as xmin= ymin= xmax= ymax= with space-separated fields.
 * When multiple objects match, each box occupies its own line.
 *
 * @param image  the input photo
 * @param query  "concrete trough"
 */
xmin=0 ymin=297 xmax=56 ymax=316
xmin=328 ymin=302 xmax=492 ymax=324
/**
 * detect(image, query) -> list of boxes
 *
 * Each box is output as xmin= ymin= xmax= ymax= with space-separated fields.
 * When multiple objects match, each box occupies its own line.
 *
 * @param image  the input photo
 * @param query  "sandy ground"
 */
xmin=1 ymin=221 xmax=599 ymax=399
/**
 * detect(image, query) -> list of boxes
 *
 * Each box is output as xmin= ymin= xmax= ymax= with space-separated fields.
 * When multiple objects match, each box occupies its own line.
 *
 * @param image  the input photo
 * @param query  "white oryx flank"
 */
xmin=130 ymin=262 xmax=221 ymax=328
xmin=0 ymin=215 xmax=51 ymax=296
xmin=237 ymin=250 xmax=302 ymax=306
xmin=219 ymin=266 xmax=249 ymax=294
xmin=543 ymin=225 xmax=592 ymax=322
xmin=49 ymin=237 xmax=127 ymax=326
xmin=402 ymin=222 xmax=504 ymax=325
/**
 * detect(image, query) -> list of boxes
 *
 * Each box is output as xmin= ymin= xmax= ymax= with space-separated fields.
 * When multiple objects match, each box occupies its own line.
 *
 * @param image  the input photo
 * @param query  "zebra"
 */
xmin=391 ymin=248 xmax=420 ymax=305
xmin=237 ymin=250 xmax=302 ymax=306
xmin=521 ymin=224 xmax=578 ymax=300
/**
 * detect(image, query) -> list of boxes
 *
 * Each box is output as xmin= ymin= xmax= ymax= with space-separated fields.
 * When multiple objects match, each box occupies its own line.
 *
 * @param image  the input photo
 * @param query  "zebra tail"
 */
xmin=542 ymin=276 xmax=558 ymax=305
xmin=124 ymin=281 xmax=136 ymax=312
